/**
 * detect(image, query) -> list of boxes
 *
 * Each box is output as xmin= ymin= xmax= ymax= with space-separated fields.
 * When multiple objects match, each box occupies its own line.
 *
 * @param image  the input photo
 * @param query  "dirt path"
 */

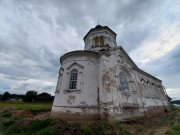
xmin=135 ymin=126 xmax=170 ymax=135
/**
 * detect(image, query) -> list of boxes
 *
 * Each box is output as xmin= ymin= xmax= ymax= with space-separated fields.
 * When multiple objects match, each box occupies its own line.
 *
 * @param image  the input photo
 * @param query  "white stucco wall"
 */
xmin=52 ymin=26 xmax=171 ymax=121
xmin=52 ymin=51 xmax=99 ymax=118
xmin=52 ymin=47 xmax=170 ymax=121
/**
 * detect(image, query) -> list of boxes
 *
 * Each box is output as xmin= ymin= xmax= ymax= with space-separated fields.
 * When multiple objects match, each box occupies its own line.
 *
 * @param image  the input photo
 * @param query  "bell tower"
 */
xmin=83 ymin=25 xmax=117 ymax=52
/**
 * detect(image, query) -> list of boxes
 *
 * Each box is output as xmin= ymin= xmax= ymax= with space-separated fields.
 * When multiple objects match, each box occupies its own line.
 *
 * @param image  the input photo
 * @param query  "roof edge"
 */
xmin=83 ymin=26 xmax=117 ymax=40
xmin=117 ymin=46 xmax=162 ymax=82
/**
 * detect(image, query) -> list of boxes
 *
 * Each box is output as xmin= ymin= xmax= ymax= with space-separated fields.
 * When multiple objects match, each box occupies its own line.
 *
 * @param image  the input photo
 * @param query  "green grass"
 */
xmin=165 ymin=107 xmax=180 ymax=135
xmin=0 ymin=105 xmax=179 ymax=135
xmin=0 ymin=101 xmax=52 ymax=111
xmin=0 ymin=118 xmax=57 ymax=135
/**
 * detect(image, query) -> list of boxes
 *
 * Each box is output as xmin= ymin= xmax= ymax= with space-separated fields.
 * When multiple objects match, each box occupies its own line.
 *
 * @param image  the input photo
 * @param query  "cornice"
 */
xmin=60 ymin=50 xmax=97 ymax=64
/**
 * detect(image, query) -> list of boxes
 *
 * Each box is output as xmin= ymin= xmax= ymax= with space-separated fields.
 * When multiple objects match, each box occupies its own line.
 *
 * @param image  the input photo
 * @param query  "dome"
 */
xmin=95 ymin=24 xmax=103 ymax=28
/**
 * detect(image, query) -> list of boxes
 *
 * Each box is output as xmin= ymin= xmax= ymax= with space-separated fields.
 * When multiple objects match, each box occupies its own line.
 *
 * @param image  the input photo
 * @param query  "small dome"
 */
xmin=95 ymin=25 xmax=102 ymax=28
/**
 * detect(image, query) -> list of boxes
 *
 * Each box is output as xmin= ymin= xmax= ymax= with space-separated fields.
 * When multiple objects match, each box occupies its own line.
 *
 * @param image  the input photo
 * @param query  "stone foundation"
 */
xmin=51 ymin=106 xmax=171 ymax=121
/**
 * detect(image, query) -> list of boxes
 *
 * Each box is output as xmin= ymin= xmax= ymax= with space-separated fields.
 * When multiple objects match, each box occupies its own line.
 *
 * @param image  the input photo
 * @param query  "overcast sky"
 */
xmin=0 ymin=0 xmax=179 ymax=100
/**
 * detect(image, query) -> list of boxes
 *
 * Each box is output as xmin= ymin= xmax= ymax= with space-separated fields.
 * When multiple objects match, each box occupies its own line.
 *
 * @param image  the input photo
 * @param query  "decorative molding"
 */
xmin=61 ymin=51 xmax=97 ymax=64
xmin=63 ymin=89 xmax=81 ymax=94
xmin=98 ymin=50 xmax=111 ymax=57
xmin=67 ymin=62 xmax=84 ymax=70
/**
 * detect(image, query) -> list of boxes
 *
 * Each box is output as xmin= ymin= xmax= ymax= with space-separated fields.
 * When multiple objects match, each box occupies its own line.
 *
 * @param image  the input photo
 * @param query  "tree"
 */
xmin=1 ymin=91 xmax=10 ymax=101
xmin=24 ymin=90 xmax=37 ymax=102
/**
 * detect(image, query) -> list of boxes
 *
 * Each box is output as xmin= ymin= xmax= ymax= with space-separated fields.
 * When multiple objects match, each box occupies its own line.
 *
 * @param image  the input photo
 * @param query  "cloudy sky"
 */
xmin=0 ymin=0 xmax=179 ymax=100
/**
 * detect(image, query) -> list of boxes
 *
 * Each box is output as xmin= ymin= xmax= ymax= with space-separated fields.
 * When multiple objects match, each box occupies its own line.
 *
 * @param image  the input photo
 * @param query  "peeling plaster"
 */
xmin=102 ymin=67 xmax=117 ymax=93
xmin=67 ymin=95 xmax=76 ymax=104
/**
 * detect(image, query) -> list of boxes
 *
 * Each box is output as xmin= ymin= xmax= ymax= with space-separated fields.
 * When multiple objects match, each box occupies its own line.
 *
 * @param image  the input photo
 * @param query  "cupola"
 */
xmin=83 ymin=25 xmax=117 ymax=52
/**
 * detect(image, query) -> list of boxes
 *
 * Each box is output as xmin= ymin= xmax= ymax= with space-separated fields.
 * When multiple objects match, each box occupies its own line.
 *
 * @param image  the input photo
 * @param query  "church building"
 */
xmin=51 ymin=25 xmax=171 ymax=121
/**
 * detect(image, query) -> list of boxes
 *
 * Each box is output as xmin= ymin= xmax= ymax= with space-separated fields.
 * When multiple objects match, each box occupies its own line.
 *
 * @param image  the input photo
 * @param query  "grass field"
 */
xmin=0 ymin=102 xmax=180 ymax=135
xmin=0 ymin=101 xmax=52 ymax=111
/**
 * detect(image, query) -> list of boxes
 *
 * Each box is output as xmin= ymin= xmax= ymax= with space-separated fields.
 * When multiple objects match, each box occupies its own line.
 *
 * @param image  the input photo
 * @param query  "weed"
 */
xmin=5 ymin=125 xmax=23 ymax=135
xmin=124 ymin=117 xmax=138 ymax=124
xmin=81 ymin=125 xmax=92 ymax=135
xmin=93 ymin=121 xmax=109 ymax=135
xmin=165 ymin=131 xmax=174 ymax=135
xmin=29 ymin=118 xmax=55 ymax=131
xmin=69 ymin=123 xmax=81 ymax=134
xmin=115 ymin=121 xmax=121 ymax=127
xmin=1 ymin=117 xmax=15 ymax=128
xmin=172 ymin=123 xmax=180 ymax=130
xmin=35 ymin=126 xmax=58 ymax=135
xmin=0 ymin=111 xmax=12 ymax=118
xmin=165 ymin=122 xmax=180 ymax=135
xmin=64 ymin=123 xmax=72 ymax=131
xmin=149 ymin=130 xmax=155 ymax=134
xmin=123 ymin=128 xmax=132 ymax=135
xmin=136 ymin=127 xmax=144 ymax=132
xmin=169 ymin=112 xmax=176 ymax=121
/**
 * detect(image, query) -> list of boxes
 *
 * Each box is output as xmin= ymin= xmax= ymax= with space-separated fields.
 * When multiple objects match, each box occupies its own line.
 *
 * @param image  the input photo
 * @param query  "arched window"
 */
xmin=100 ymin=36 xmax=104 ymax=45
xmin=69 ymin=69 xmax=78 ymax=89
xmin=94 ymin=37 xmax=99 ymax=46
xmin=94 ymin=36 xmax=104 ymax=46
xmin=119 ymin=71 xmax=129 ymax=91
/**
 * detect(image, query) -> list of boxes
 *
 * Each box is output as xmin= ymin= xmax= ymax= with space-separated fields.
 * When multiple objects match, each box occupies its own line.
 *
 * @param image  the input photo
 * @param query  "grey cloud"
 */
xmin=0 ymin=0 xmax=179 ymax=96
xmin=47 ymin=0 xmax=172 ymax=52
xmin=142 ymin=44 xmax=180 ymax=89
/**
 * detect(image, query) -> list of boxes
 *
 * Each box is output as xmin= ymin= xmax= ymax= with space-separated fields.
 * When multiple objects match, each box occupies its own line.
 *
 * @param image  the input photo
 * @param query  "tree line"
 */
xmin=0 ymin=91 xmax=54 ymax=102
